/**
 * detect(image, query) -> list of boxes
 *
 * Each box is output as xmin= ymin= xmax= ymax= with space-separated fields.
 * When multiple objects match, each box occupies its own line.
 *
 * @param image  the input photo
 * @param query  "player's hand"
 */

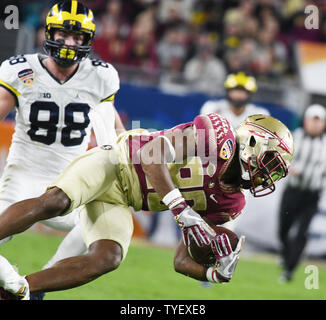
xmin=174 ymin=205 xmax=216 ymax=247
xmin=207 ymin=235 xmax=245 ymax=283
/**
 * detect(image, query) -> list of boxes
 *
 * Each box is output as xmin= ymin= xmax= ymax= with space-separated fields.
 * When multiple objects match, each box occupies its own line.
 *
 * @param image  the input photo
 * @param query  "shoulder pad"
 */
xmin=87 ymin=58 xmax=120 ymax=101
xmin=194 ymin=113 xmax=236 ymax=161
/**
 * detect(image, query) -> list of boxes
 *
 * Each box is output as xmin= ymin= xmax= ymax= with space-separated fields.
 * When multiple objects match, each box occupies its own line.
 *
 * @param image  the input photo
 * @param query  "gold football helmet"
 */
xmin=44 ymin=0 xmax=95 ymax=67
xmin=236 ymin=115 xmax=294 ymax=197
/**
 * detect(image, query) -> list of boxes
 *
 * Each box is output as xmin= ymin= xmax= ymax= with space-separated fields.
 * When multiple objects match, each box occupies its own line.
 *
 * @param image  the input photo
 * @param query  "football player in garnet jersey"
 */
xmin=0 ymin=0 xmax=125 ymax=299
xmin=0 ymin=113 xmax=293 ymax=299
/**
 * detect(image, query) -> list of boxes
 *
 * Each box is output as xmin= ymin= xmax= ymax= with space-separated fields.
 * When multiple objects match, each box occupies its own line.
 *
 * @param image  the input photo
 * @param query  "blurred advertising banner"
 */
xmin=0 ymin=121 xmax=14 ymax=175
xmin=297 ymin=41 xmax=326 ymax=95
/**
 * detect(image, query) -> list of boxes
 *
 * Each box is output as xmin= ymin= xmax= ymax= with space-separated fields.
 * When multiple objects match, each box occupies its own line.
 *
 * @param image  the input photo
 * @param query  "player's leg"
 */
xmin=26 ymin=202 xmax=133 ymax=294
xmin=0 ymin=147 xmax=130 ymax=296
xmin=40 ymin=210 xmax=78 ymax=232
xmin=286 ymin=191 xmax=319 ymax=274
xmin=0 ymin=147 xmax=119 ymax=242
xmin=0 ymin=163 xmax=30 ymax=246
xmin=38 ymin=145 xmax=124 ymax=272
xmin=0 ymin=187 xmax=70 ymax=242
xmin=40 ymin=208 xmax=86 ymax=267
xmin=26 ymin=239 xmax=122 ymax=293
xmin=0 ymin=238 xmax=120 ymax=298
xmin=30 ymin=221 xmax=88 ymax=300
xmin=278 ymin=187 xmax=299 ymax=265
xmin=0 ymin=200 xmax=13 ymax=246
xmin=42 ymin=221 xmax=87 ymax=270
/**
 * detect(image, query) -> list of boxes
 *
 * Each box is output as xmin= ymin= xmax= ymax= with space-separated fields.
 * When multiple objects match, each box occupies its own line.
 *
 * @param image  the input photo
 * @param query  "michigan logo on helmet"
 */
xmin=236 ymin=114 xmax=294 ymax=197
xmin=43 ymin=0 xmax=95 ymax=67
xmin=224 ymin=72 xmax=258 ymax=93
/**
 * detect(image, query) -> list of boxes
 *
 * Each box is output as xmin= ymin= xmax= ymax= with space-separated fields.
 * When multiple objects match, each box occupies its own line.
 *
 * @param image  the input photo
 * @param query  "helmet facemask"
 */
xmin=243 ymin=150 xmax=288 ymax=197
xmin=43 ymin=27 xmax=92 ymax=67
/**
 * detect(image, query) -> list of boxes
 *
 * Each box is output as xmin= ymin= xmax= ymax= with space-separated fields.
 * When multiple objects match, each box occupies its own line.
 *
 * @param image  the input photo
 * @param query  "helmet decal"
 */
xmin=246 ymin=122 xmax=292 ymax=154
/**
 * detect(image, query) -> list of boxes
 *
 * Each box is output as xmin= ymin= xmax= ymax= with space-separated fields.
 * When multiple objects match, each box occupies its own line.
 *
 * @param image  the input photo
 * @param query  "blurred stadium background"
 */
xmin=0 ymin=0 xmax=326 ymax=299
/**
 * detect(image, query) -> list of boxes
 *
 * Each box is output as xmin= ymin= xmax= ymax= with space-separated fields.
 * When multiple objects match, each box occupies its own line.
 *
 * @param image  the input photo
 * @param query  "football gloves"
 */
xmin=207 ymin=234 xmax=245 ymax=283
xmin=163 ymin=188 xmax=216 ymax=247
xmin=174 ymin=204 xmax=216 ymax=247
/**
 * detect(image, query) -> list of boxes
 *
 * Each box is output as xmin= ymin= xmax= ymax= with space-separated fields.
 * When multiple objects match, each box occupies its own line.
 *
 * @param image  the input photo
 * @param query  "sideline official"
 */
xmin=278 ymin=104 xmax=326 ymax=282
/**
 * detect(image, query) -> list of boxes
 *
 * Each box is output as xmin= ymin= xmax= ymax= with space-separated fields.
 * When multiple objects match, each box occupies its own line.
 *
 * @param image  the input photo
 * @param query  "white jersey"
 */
xmin=0 ymin=53 xmax=119 ymax=206
xmin=200 ymin=98 xmax=270 ymax=129
xmin=0 ymin=53 xmax=119 ymax=178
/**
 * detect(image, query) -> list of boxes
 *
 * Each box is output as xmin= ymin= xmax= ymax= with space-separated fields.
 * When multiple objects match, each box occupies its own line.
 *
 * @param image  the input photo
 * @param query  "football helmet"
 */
xmin=44 ymin=0 xmax=95 ymax=67
xmin=224 ymin=72 xmax=258 ymax=93
xmin=224 ymin=72 xmax=257 ymax=109
xmin=236 ymin=115 xmax=294 ymax=197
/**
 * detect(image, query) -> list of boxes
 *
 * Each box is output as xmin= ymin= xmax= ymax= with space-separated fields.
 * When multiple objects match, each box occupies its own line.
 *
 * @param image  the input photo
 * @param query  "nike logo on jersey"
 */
xmin=210 ymin=194 xmax=218 ymax=204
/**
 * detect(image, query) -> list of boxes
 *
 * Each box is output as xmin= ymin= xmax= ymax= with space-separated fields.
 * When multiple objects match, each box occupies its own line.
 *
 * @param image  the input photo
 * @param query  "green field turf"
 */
xmin=0 ymin=231 xmax=325 ymax=300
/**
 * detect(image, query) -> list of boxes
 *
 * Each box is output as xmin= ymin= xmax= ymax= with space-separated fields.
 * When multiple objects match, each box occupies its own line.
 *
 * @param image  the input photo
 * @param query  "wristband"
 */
xmin=162 ymin=188 xmax=185 ymax=209
xmin=206 ymin=267 xmax=216 ymax=283
xmin=206 ymin=266 xmax=229 ymax=284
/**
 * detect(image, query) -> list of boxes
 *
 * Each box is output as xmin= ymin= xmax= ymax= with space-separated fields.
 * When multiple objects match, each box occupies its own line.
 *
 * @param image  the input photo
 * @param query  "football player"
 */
xmin=200 ymin=72 xmax=270 ymax=237
xmin=200 ymin=72 xmax=270 ymax=129
xmin=0 ymin=0 xmax=125 ymax=298
xmin=0 ymin=113 xmax=293 ymax=299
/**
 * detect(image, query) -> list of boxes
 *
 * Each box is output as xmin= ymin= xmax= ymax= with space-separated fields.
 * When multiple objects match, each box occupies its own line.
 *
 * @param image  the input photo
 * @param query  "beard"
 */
xmin=227 ymin=96 xmax=251 ymax=109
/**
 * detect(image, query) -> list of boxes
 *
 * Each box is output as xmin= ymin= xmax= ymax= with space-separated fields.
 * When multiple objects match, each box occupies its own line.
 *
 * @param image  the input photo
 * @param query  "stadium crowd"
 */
xmin=7 ymin=0 xmax=326 ymax=94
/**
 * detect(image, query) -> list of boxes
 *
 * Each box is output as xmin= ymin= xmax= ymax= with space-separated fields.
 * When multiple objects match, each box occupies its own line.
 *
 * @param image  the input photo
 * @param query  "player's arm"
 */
xmin=139 ymin=126 xmax=215 ymax=247
xmin=112 ymin=103 xmax=126 ymax=136
xmin=174 ymin=239 xmax=207 ymax=281
xmin=139 ymin=126 xmax=196 ymax=195
xmin=0 ymin=86 xmax=16 ymax=122
xmin=174 ymin=233 xmax=245 ymax=283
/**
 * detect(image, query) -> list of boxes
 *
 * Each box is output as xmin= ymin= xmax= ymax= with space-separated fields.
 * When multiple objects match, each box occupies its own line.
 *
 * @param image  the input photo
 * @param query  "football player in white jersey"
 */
xmin=200 ymin=72 xmax=270 ymax=129
xmin=0 ymin=0 xmax=125 ymax=299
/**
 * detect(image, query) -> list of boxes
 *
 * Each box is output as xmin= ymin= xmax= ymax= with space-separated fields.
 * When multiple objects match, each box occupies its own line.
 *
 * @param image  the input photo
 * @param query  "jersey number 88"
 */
xmin=27 ymin=101 xmax=90 ymax=146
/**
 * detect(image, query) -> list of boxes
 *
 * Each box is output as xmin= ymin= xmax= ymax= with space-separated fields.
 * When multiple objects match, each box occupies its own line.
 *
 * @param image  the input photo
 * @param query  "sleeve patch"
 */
xmin=219 ymin=138 xmax=233 ymax=160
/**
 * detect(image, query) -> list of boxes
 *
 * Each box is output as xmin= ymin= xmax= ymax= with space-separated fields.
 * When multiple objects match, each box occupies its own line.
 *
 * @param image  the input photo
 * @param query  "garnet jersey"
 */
xmin=0 ymin=53 xmax=119 ymax=178
xmin=128 ymin=113 xmax=246 ymax=225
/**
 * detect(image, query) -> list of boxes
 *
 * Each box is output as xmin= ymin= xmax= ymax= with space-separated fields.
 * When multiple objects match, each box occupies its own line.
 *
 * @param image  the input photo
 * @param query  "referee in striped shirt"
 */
xmin=278 ymin=104 xmax=326 ymax=282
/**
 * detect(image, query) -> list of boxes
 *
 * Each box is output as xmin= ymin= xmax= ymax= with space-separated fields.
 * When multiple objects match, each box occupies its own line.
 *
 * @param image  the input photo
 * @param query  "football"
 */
xmin=0 ymin=287 xmax=18 ymax=300
xmin=187 ymin=225 xmax=239 ymax=267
